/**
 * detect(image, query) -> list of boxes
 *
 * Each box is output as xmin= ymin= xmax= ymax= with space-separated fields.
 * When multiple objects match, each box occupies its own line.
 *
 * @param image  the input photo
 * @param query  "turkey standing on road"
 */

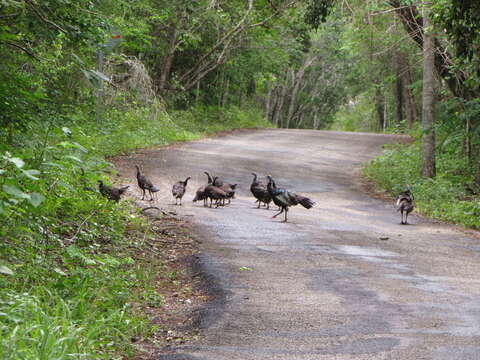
xmin=250 ymin=173 xmax=271 ymax=209
xmin=218 ymin=180 xmax=237 ymax=205
xmin=98 ymin=181 xmax=129 ymax=202
xmin=205 ymin=183 xmax=228 ymax=208
xmin=172 ymin=177 xmax=191 ymax=205
xmin=266 ymin=175 xmax=315 ymax=222
xmin=135 ymin=165 xmax=159 ymax=201
xmin=193 ymin=172 xmax=213 ymax=207
xmin=396 ymin=189 xmax=414 ymax=225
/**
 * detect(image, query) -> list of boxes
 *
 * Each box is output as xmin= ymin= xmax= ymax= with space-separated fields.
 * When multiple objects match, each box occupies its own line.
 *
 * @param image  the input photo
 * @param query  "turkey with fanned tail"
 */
xmin=266 ymin=175 xmax=315 ymax=222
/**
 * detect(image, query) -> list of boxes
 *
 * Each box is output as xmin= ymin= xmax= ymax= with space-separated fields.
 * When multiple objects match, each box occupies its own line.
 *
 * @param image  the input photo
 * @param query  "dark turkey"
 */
xmin=135 ymin=165 xmax=159 ymax=201
xmin=172 ymin=176 xmax=191 ymax=205
xmin=266 ymin=175 xmax=315 ymax=222
xmin=204 ymin=171 xmax=224 ymax=187
xmin=98 ymin=180 xmax=129 ymax=202
xmin=193 ymin=172 xmax=213 ymax=207
xmin=250 ymin=173 xmax=271 ymax=209
xmin=217 ymin=178 xmax=237 ymax=205
xmin=396 ymin=189 xmax=414 ymax=225
xmin=204 ymin=183 xmax=228 ymax=208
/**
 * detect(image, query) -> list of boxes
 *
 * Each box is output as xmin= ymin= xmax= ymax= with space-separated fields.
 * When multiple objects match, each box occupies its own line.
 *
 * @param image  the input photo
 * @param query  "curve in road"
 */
xmin=114 ymin=129 xmax=480 ymax=360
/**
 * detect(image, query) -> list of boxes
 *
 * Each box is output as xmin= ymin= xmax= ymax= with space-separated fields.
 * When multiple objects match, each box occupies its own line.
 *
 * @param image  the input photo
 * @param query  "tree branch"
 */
xmin=179 ymin=0 xmax=254 ymax=84
xmin=3 ymin=41 xmax=41 ymax=61
xmin=25 ymin=0 xmax=67 ymax=34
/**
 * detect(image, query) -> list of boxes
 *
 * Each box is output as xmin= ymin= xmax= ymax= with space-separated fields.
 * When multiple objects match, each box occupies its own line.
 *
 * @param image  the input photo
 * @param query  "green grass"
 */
xmin=0 ymin=103 xmax=272 ymax=358
xmin=363 ymin=141 xmax=480 ymax=229
xmin=73 ymin=104 xmax=272 ymax=157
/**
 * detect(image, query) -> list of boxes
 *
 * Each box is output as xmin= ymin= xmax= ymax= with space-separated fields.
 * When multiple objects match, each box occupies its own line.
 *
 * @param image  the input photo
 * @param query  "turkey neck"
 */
xmin=267 ymin=177 xmax=276 ymax=195
xmin=204 ymin=172 xmax=213 ymax=184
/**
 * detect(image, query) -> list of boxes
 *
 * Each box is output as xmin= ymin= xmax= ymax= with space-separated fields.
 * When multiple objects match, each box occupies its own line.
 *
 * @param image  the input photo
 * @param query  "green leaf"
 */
xmin=239 ymin=266 xmax=253 ymax=271
xmin=0 ymin=169 xmax=5 ymax=175
xmin=84 ymin=258 xmax=97 ymax=265
xmin=42 ymin=162 xmax=65 ymax=170
xmin=0 ymin=265 xmax=14 ymax=276
xmin=64 ymin=155 xmax=83 ymax=163
xmin=2 ymin=185 xmax=30 ymax=199
xmin=21 ymin=169 xmax=40 ymax=180
xmin=72 ymin=142 xmax=88 ymax=153
xmin=7 ymin=157 xmax=24 ymax=168
xmin=29 ymin=193 xmax=45 ymax=207
xmin=66 ymin=245 xmax=82 ymax=258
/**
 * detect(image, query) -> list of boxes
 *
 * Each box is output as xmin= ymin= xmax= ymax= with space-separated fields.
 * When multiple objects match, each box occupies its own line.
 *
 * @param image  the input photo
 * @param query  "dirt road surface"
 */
xmin=114 ymin=129 xmax=480 ymax=360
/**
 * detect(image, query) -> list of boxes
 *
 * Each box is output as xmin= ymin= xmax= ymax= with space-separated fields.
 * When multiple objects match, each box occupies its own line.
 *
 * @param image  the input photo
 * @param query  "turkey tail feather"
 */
xmin=299 ymin=196 xmax=315 ymax=209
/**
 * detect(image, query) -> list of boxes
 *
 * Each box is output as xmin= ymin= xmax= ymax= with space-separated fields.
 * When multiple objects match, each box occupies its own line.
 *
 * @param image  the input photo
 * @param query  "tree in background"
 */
xmin=421 ymin=1 xmax=436 ymax=178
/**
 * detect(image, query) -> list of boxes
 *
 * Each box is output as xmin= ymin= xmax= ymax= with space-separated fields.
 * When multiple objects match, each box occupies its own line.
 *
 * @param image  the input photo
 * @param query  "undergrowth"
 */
xmin=0 ymin=103 xmax=271 ymax=358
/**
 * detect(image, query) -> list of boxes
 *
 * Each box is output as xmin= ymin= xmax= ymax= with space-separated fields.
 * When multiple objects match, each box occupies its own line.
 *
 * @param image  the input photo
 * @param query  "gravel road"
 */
xmin=114 ymin=129 xmax=480 ymax=360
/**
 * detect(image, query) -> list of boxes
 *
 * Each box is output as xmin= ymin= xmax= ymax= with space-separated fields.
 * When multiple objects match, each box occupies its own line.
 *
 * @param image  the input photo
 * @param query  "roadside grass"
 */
xmin=76 ymin=104 xmax=272 ymax=157
xmin=363 ymin=140 xmax=480 ymax=229
xmin=0 ymin=104 xmax=271 ymax=358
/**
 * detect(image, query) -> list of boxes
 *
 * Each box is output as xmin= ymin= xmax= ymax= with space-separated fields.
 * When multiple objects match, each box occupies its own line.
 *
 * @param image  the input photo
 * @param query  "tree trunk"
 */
xmin=313 ymin=108 xmax=320 ymax=130
xmin=265 ymin=82 xmax=272 ymax=121
xmin=273 ymin=73 xmax=289 ymax=127
xmin=221 ymin=78 xmax=229 ymax=107
xmin=399 ymin=56 xmax=418 ymax=129
xmin=158 ymin=24 xmax=178 ymax=92
xmin=286 ymin=56 xmax=317 ymax=129
xmin=375 ymin=86 xmax=385 ymax=131
xmin=388 ymin=0 xmax=475 ymax=99
xmin=421 ymin=3 xmax=436 ymax=178
xmin=394 ymin=53 xmax=404 ymax=124
xmin=269 ymin=86 xmax=279 ymax=123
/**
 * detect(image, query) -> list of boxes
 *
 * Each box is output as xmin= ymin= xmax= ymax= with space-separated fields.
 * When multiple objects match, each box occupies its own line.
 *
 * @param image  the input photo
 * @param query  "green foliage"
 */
xmin=364 ymin=140 xmax=480 ymax=229
xmin=173 ymin=104 xmax=272 ymax=134
xmin=0 ymin=100 xmax=270 ymax=357
xmin=330 ymin=91 xmax=376 ymax=132
xmin=304 ymin=0 xmax=335 ymax=29
xmin=432 ymin=0 xmax=480 ymax=86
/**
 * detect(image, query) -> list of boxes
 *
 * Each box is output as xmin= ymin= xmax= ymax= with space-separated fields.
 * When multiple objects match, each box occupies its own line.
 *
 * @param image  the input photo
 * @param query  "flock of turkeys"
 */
xmin=98 ymin=166 xmax=414 ymax=224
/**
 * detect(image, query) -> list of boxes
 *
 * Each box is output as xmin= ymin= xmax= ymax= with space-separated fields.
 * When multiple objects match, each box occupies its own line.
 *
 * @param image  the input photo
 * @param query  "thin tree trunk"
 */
xmin=273 ymin=73 xmax=289 ymax=128
xmin=313 ymin=108 xmax=319 ymax=130
xmin=270 ymin=86 xmax=279 ymax=123
xmin=421 ymin=3 xmax=436 ymax=178
xmin=375 ymin=86 xmax=385 ymax=131
xmin=221 ymin=78 xmax=229 ymax=107
xmin=384 ymin=97 xmax=388 ymax=131
xmin=397 ymin=52 xmax=417 ymax=129
xmin=286 ymin=56 xmax=317 ymax=129
xmin=394 ymin=53 xmax=404 ymax=124
xmin=159 ymin=24 xmax=178 ymax=91
xmin=265 ymin=82 xmax=272 ymax=120
xmin=196 ymin=81 xmax=200 ymax=103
